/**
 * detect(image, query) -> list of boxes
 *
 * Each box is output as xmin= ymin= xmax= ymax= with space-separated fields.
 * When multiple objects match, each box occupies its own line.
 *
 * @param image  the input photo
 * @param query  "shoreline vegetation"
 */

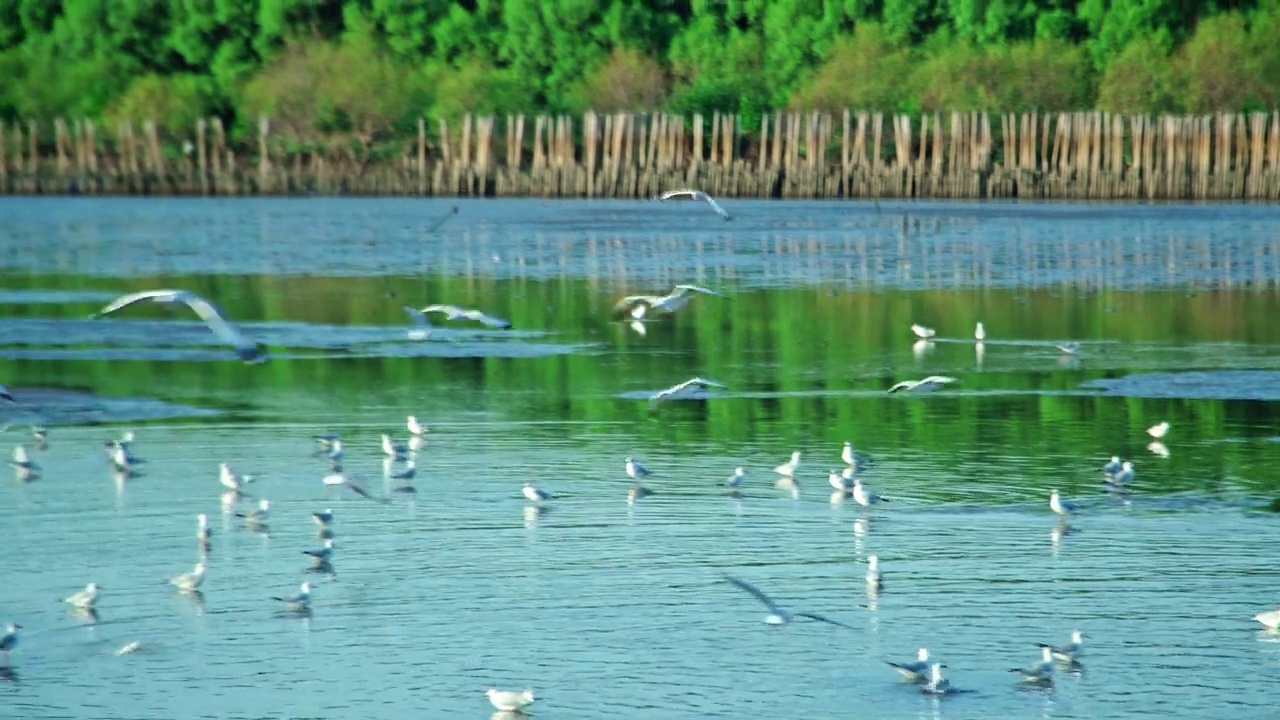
xmin=2 ymin=1 xmax=1278 ymax=200
xmin=2 ymin=110 xmax=1278 ymax=200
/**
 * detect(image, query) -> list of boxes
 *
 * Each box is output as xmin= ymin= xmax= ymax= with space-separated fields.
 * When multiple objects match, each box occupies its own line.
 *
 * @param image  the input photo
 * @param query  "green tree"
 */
xmin=1096 ymin=32 xmax=1178 ymax=113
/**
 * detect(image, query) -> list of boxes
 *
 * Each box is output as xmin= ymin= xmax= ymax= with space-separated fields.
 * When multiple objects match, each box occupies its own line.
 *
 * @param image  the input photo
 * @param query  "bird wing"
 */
xmin=887 ymin=381 xmax=914 ymax=394
xmin=459 ymin=309 xmax=511 ymax=328
xmin=690 ymin=377 xmax=728 ymax=388
xmin=724 ymin=575 xmax=781 ymax=612
xmin=658 ymin=189 xmax=699 ymax=201
xmin=402 ymin=305 xmax=432 ymax=328
xmin=920 ymin=376 xmax=958 ymax=385
xmin=179 ymin=293 xmax=254 ymax=350
xmin=794 ymin=611 xmax=851 ymax=628
xmin=672 ymin=285 xmax=722 ymax=297
xmin=697 ymin=193 xmax=730 ymax=218
xmin=613 ymin=295 xmax=661 ymax=314
xmin=420 ymin=304 xmax=465 ymax=319
xmin=91 ymin=289 xmax=185 ymax=318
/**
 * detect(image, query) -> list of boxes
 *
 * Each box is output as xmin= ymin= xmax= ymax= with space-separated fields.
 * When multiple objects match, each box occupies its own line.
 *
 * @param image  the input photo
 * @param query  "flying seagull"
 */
xmin=648 ymin=377 xmax=727 ymax=409
xmin=723 ymin=574 xmax=851 ymax=628
xmin=323 ymin=470 xmax=383 ymax=502
xmin=613 ymin=284 xmax=721 ymax=317
xmin=407 ymin=304 xmax=511 ymax=329
xmin=887 ymin=376 xmax=958 ymax=394
xmin=90 ymin=289 xmax=268 ymax=364
xmin=657 ymin=189 xmax=730 ymax=219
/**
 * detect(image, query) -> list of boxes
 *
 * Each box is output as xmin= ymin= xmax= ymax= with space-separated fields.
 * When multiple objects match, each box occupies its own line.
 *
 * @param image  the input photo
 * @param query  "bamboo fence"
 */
xmin=1 ymin=110 xmax=1278 ymax=200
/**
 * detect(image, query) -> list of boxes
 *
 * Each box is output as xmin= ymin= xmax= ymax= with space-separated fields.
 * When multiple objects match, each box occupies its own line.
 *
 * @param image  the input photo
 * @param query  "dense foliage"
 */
xmin=1 ymin=0 xmax=1277 ymax=142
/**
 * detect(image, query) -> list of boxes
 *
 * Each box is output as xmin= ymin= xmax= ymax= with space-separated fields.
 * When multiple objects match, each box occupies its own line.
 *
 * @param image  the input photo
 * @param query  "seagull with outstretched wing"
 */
xmin=656 ymin=189 xmax=731 ymax=219
xmin=91 ymin=289 xmax=268 ymax=363
xmin=723 ymin=574 xmax=852 ymax=628
xmin=613 ymin=284 xmax=722 ymax=317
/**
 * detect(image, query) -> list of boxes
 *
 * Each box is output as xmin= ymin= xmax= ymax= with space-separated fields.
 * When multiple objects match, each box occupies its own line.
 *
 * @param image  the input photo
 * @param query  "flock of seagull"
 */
xmin=2 ymin=268 xmax=1276 ymax=714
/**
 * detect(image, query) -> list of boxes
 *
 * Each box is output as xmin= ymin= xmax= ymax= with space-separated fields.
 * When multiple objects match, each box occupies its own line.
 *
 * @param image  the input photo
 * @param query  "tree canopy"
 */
xmin=1 ymin=0 xmax=1277 ymax=140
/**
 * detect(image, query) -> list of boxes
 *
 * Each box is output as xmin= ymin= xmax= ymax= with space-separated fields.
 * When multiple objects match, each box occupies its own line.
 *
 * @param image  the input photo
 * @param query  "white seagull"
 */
xmin=774 ymin=451 xmax=801 ymax=477
xmin=325 ymin=439 xmax=345 ymax=466
xmin=417 ymin=304 xmax=512 ymax=329
xmin=866 ymin=555 xmax=883 ymax=591
xmin=303 ymin=539 xmax=336 ymax=562
xmin=724 ymin=575 xmax=851 ymax=628
xmin=0 ymin=622 xmax=19 ymax=658
xmin=1109 ymin=461 xmax=1135 ymax=486
xmin=841 ymin=441 xmax=870 ymax=469
xmin=484 ymin=688 xmax=536 ymax=712
xmin=1253 ymin=605 xmax=1280 ymax=630
xmin=407 ymin=415 xmax=429 ymax=436
xmin=625 ymin=456 xmax=651 ymax=481
xmin=920 ymin=663 xmax=958 ymax=695
xmin=974 ymin=322 xmax=986 ymax=341
xmin=523 ymin=482 xmax=552 ymax=502
xmin=828 ymin=469 xmax=852 ymax=492
xmin=910 ymin=323 xmax=936 ymax=339
xmin=1102 ymin=456 xmax=1123 ymax=475
xmin=888 ymin=648 xmax=931 ymax=681
xmin=272 ymin=581 xmax=313 ymax=612
xmin=657 ymin=188 xmax=730 ymax=219
xmin=312 ymin=508 xmax=336 ymax=527
xmin=170 ymin=561 xmax=206 ymax=593
xmin=1038 ymin=629 xmax=1085 ymax=662
xmin=853 ymin=478 xmax=888 ymax=507
xmin=613 ymin=284 xmax=722 ymax=317
xmin=1049 ymin=489 xmax=1078 ymax=516
xmin=236 ymin=499 xmax=271 ymax=528
xmin=218 ymin=462 xmax=253 ymax=492
xmin=91 ymin=289 xmax=268 ymax=363
xmin=888 ymin=376 xmax=958 ymax=394
xmin=323 ymin=471 xmax=381 ymax=501
xmin=63 ymin=582 xmax=101 ymax=609
xmin=10 ymin=444 xmax=39 ymax=479
xmin=387 ymin=459 xmax=416 ymax=480
xmin=381 ymin=434 xmax=409 ymax=458
xmin=400 ymin=305 xmax=434 ymax=340
xmin=648 ymin=377 xmax=727 ymax=409
xmin=1011 ymin=646 xmax=1055 ymax=683
xmin=1147 ymin=421 xmax=1170 ymax=439
xmin=313 ymin=433 xmax=341 ymax=451
xmin=196 ymin=513 xmax=212 ymax=548
xmin=1055 ymin=341 xmax=1081 ymax=355
xmin=725 ymin=467 xmax=748 ymax=489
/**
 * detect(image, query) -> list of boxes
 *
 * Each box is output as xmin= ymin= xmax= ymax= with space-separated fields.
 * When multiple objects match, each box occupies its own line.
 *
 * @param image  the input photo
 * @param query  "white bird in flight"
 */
xmin=1253 ymin=605 xmax=1280 ymax=630
xmin=170 ymin=561 xmax=206 ymax=593
xmin=323 ymin=471 xmax=381 ymax=501
xmin=625 ymin=456 xmax=650 ymax=481
xmin=657 ymin=188 xmax=730 ymax=219
xmin=887 ymin=376 xmax=958 ymax=394
xmin=484 ymin=688 xmax=536 ymax=712
xmin=723 ymin=575 xmax=851 ymax=628
xmin=410 ymin=304 xmax=512 ymax=329
xmin=910 ymin=323 xmax=936 ymax=339
xmin=648 ymin=377 xmax=727 ymax=409
xmin=1038 ymin=629 xmax=1085 ymax=662
xmin=63 ymin=582 xmax=101 ymax=609
xmin=91 ymin=289 xmax=268 ymax=363
xmin=1049 ymin=489 xmax=1078 ymax=516
xmin=1147 ymin=421 xmax=1170 ymax=439
xmin=774 ymin=451 xmax=801 ymax=477
xmin=887 ymin=648 xmax=932 ymax=681
xmin=613 ymin=284 xmax=721 ymax=317
xmin=1011 ymin=646 xmax=1055 ymax=683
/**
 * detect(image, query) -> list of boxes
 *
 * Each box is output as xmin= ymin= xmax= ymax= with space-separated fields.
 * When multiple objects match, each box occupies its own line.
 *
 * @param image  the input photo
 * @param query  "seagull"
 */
xmin=625 ymin=456 xmax=651 ymax=481
xmin=407 ymin=415 xmax=429 ymax=436
xmin=888 ymin=376 xmax=958 ymax=394
xmin=90 ymin=289 xmax=268 ymax=363
xmin=484 ymin=688 xmax=536 ymax=712
xmin=1011 ymin=646 xmax=1055 ymax=683
xmin=30 ymin=425 xmax=47 ymax=447
xmin=841 ymin=441 xmax=870 ymax=469
xmin=272 ymin=581 xmax=312 ymax=612
xmin=724 ymin=575 xmax=851 ymax=628
xmin=1038 ymin=629 xmax=1085 ymax=662
xmin=1147 ymin=441 xmax=1170 ymax=458
xmin=852 ymin=478 xmax=887 ymax=507
xmin=866 ymin=555 xmax=883 ymax=591
xmin=106 ymin=441 xmax=144 ymax=472
xmin=1049 ymin=489 xmax=1078 ymax=516
xmin=522 ymin=482 xmax=552 ymax=502
xmin=0 ymin=385 xmax=13 ymax=403
xmin=725 ymin=467 xmax=748 ymax=489
xmin=0 ymin=622 xmax=19 ymax=659
xmin=974 ymin=322 xmax=986 ymax=341
xmin=920 ymin=663 xmax=959 ymax=695
xmin=418 ymin=304 xmax=512 ymax=329
xmin=774 ymin=451 xmax=801 ymax=477
xmin=236 ymin=499 xmax=271 ymax=528
xmin=63 ymin=582 xmax=101 ymax=609
xmin=1252 ymin=605 xmax=1280 ymax=630
xmin=613 ymin=284 xmax=722 ymax=317
xmin=218 ymin=462 xmax=253 ymax=493
xmin=648 ymin=377 xmax=727 ymax=409
xmin=196 ymin=513 xmax=212 ymax=549
xmin=312 ymin=433 xmax=341 ymax=451
xmin=1055 ymin=341 xmax=1080 ymax=355
xmin=1109 ymin=461 xmax=1135 ymax=486
xmin=828 ymin=470 xmax=852 ymax=492
xmin=303 ymin=539 xmax=335 ymax=562
xmin=657 ymin=188 xmax=730 ymax=219
xmin=10 ymin=444 xmax=39 ymax=479
xmin=910 ymin=323 xmax=936 ymax=339
xmin=1147 ymin=421 xmax=1170 ymax=439
xmin=170 ymin=561 xmax=206 ymax=593
xmin=1102 ymin=456 xmax=1123 ymax=476
xmin=323 ymin=471 xmax=381 ymax=501
xmin=381 ymin=434 xmax=409 ymax=458
xmin=888 ymin=648 xmax=931 ymax=681
xmin=312 ymin=508 xmax=336 ymax=527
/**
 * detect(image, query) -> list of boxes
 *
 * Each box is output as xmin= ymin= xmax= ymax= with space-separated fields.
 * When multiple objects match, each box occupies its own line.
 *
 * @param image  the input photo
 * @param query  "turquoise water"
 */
xmin=1 ymin=197 xmax=1279 ymax=719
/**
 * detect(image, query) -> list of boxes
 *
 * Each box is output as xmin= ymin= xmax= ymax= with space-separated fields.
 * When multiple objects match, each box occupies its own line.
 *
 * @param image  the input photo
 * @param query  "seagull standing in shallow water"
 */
xmin=1108 ymin=461 xmax=1135 ymax=487
xmin=625 ymin=456 xmax=651 ymax=481
xmin=272 ymin=581 xmax=312 ymax=612
xmin=522 ymin=482 xmax=552 ymax=502
xmin=90 ymin=289 xmax=268 ymax=364
xmin=888 ymin=648 xmax=932 ymax=681
xmin=725 ymin=467 xmax=748 ymax=489
xmin=723 ymin=574 xmax=852 ymax=628
xmin=10 ymin=445 xmax=39 ymax=480
xmin=484 ymin=688 xmax=536 ymax=712
xmin=974 ymin=322 xmax=986 ymax=341
xmin=853 ymin=478 xmax=888 ymax=507
xmin=1252 ymin=606 xmax=1280 ymax=630
xmin=1049 ymin=489 xmax=1078 ymax=516
xmin=0 ymin=622 xmax=19 ymax=659
xmin=63 ymin=583 xmax=101 ymax=610
xmin=866 ymin=555 xmax=883 ymax=592
xmin=774 ymin=451 xmax=802 ymax=477
xmin=910 ymin=323 xmax=936 ymax=339
xmin=1011 ymin=646 xmax=1055 ymax=683
xmin=170 ymin=561 xmax=206 ymax=593
xmin=407 ymin=416 xmax=429 ymax=436
xmin=196 ymin=513 xmax=212 ymax=550
xmin=236 ymin=499 xmax=271 ymax=529
xmin=381 ymin=434 xmax=409 ymax=458
xmin=841 ymin=441 xmax=870 ymax=469
xmin=1038 ymin=629 xmax=1085 ymax=662
xmin=218 ymin=462 xmax=252 ymax=493
xmin=920 ymin=663 xmax=958 ymax=695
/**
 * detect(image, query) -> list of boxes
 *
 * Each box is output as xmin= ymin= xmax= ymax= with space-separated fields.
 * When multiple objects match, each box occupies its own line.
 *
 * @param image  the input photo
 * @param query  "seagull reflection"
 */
xmin=523 ymin=505 xmax=545 ymax=528
xmin=912 ymin=339 xmax=935 ymax=360
xmin=1147 ymin=441 xmax=1169 ymax=458
xmin=975 ymin=341 xmax=985 ymax=369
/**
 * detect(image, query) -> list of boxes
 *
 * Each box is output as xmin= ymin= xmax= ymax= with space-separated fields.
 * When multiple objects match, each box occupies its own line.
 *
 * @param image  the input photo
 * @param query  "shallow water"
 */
xmin=1 ymin=198 xmax=1279 ymax=719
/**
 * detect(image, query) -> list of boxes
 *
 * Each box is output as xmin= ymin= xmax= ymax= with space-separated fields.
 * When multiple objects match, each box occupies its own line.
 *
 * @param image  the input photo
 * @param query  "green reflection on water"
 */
xmin=2 ymin=272 xmax=1279 ymax=494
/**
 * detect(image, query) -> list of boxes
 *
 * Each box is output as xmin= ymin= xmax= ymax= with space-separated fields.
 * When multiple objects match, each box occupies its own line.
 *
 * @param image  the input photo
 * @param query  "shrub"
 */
xmin=565 ymin=46 xmax=667 ymax=113
xmin=787 ymin=23 xmax=915 ymax=113
xmin=1096 ymin=33 xmax=1178 ymax=114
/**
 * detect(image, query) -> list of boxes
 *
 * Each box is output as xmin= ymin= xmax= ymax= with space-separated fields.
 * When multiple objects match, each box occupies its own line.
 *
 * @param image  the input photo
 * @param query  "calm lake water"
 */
xmin=1 ymin=197 xmax=1280 ymax=719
